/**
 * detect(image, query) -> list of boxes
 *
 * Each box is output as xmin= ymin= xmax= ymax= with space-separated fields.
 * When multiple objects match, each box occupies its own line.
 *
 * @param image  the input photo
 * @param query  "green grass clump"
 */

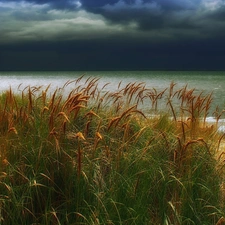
xmin=0 ymin=76 xmax=224 ymax=224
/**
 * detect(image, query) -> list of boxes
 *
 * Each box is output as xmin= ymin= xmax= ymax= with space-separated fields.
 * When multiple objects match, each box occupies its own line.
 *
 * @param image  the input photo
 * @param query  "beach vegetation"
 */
xmin=0 ymin=76 xmax=224 ymax=224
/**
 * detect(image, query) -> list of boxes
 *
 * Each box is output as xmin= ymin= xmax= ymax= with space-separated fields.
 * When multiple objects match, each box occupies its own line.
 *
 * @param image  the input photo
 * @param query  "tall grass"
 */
xmin=0 ymin=76 xmax=224 ymax=224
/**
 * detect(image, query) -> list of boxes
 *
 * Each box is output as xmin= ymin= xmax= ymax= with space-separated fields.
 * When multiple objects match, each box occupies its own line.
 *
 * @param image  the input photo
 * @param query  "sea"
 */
xmin=1 ymin=70 xmax=225 ymax=128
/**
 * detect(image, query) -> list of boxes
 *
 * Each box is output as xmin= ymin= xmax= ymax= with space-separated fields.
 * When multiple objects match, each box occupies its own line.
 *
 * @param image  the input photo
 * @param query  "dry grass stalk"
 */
xmin=69 ymin=105 xmax=86 ymax=120
xmin=174 ymin=134 xmax=211 ymax=169
xmin=75 ymin=131 xmax=86 ymax=140
xmin=216 ymin=217 xmax=225 ymax=225
xmin=62 ymin=120 xmax=67 ymax=135
xmin=123 ymin=82 xmax=132 ymax=95
xmin=160 ymin=131 xmax=170 ymax=148
xmin=93 ymin=131 xmax=103 ymax=152
xmin=101 ymin=82 xmax=110 ymax=90
xmin=117 ymin=80 xmax=122 ymax=89
xmin=107 ymin=116 xmax=121 ymax=130
xmin=214 ymin=110 xmax=225 ymax=127
xmin=49 ymin=111 xmax=54 ymax=130
xmin=84 ymin=120 xmax=91 ymax=136
xmin=196 ymin=138 xmax=211 ymax=155
xmin=167 ymin=99 xmax=177 ymax=121
xmin=120 ymin=105 xmax=137 ymax=120
xmin=96 ymin=132 xmax=103 ymax=140
xmin=127 ymin=83 xmax=143 ymax=104
xmin=84 ymin=110 xmax=100 ymax=119
xmin=63 ymin=79 xmax=76 ymax=88
xmin=121 ymin=121 xmax=130 ymax=142
xmin=57 ymin=112 xmax=70 ymax=122
xmin=74 ymin=131 xmax=85 ymax=178
xmin=217 ymin=133 xmax=225 ymax=153
xmin=177 ymin=121 xmax=188 ymax=142
xmin=132 ymin=126 xmax=147 ymax=144
xmin=28 ymin=87 xmax=33 ymax=113
xmin=49 ymin=127 xmax=60 ymax=153
xmin=132 ymin=109 xmax=147 ymax=119
xmin=62 ymin=93 xmax=83 ymax=110
xmin=84 ymin=78 xmax=100 ymax=95
xmin=41 ymin=106 xmax=49 ymax=115
xmin=7 ymin=127 xmax=18 ymax=135
xmin=89 ymin=85 xmax=98 ymax=98
xmin=75 ymin=74 xmax=85 ymax=84
xmin=169 ymin=81 xmax=176 ymax=98
xmin=107 ymin=105 xmax=138 ymax=130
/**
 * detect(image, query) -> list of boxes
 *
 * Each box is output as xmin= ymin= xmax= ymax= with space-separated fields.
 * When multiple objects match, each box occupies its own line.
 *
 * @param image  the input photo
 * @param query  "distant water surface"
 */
xmin=0 ymin=70 xmax=225 ymax=114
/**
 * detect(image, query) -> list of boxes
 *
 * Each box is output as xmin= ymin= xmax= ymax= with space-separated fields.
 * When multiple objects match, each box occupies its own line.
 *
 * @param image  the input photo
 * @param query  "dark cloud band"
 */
xmin=0 ymin=0 xmax=225 ymax=71
xmin=1 ymin=0 xmax=81 ymax=9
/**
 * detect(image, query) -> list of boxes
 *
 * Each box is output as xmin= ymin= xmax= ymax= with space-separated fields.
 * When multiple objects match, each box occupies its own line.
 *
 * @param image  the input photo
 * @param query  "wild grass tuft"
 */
xmin=0 ymin=76 xmax=224 ymax=224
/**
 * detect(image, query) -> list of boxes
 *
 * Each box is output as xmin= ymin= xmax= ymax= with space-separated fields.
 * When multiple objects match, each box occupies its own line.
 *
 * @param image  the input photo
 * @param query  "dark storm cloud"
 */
xmin=0 ymin=0 xmax=81 ymax=9
xmin=1 ymin=0 xmax=225 ymax=36
xmin=0 ymin=0 xmax=225 ymax=71
xmin=80 ymin=0 xmax=225 ymax=39
xmin=82 ymin=0 xmax=201 ymax=11
xmin=208 ymin=5 xmax=225 ymax=20
xmin=81 ymin=0 xmax=200 ymax=27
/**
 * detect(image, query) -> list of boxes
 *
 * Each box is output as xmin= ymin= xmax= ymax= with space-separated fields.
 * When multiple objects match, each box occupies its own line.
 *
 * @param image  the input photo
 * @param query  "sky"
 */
xmin=0 ymin=0 xmax=225 ymax=71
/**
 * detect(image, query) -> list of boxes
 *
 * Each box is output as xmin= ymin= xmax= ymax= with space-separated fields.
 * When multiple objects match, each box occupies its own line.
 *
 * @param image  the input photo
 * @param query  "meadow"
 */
xmin=0 ymin=75 xmax=225 ymax=224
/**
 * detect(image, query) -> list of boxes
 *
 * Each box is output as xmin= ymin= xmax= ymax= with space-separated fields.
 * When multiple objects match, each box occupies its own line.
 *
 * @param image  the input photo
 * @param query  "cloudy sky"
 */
xmin=0 ymin=0 xmax=225 ymax=71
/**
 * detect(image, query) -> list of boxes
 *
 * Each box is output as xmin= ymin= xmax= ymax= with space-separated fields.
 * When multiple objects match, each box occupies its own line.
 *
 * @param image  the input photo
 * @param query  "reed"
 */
xmin=0 ymin=75 xmax=224 ymax=224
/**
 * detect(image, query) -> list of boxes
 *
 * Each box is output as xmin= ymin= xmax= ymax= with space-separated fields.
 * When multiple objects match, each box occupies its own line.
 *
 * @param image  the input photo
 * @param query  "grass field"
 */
xmin=0 ymin=76 xmax=225 ymax=224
